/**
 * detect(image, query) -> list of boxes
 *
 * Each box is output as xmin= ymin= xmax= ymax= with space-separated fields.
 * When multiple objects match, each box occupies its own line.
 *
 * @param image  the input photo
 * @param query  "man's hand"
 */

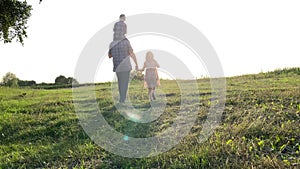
xmin=135 ymin=65 xmax=139 ymax=70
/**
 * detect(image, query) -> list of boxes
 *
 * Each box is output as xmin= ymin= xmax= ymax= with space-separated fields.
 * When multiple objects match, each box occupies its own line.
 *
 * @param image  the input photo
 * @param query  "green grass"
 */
xmin=0 ymin=68 xmax=299 ymax=168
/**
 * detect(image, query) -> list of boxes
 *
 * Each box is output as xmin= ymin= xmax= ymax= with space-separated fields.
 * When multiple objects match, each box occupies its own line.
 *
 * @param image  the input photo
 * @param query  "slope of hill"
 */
xmin=0 ymin=68 xmax=299 ymax=168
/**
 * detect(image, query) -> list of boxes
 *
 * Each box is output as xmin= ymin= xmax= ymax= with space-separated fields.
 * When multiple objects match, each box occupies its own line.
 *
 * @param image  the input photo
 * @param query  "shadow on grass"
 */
xmin=0 ymin=112 xmax=95 ymax=168
xmin=100 ymin=104 xmax=155 ymax=138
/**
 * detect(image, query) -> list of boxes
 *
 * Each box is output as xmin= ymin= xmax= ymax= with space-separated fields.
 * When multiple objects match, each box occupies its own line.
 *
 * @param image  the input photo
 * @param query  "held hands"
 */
xmin=135 ymin=66 xmax=144 ymax=72
xmin=135 ymin=65 xmax=144 ymax=72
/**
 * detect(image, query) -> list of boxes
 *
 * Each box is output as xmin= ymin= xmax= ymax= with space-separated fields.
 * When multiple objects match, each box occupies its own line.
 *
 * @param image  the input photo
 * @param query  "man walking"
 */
xmin=109 ymin=34 xmax=138 ymax=103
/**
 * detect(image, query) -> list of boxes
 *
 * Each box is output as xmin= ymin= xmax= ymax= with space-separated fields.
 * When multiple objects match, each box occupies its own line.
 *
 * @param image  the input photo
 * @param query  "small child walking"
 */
xmin=140 ymin=51 xmax=160 ymax=101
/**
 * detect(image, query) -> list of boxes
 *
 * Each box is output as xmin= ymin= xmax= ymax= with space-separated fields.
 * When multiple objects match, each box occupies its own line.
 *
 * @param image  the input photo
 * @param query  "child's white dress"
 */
xmin=144 ymin=60 xmax=160 ymax=88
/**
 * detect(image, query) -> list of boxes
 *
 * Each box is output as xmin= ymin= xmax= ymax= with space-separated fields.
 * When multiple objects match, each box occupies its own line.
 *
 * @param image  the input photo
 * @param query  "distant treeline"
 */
xmin=26 ymin=75 xmax=80 ymax=89
xmin=1 ymin=67 xmax=299 ymax=89
xmin=1 ymin=73 xmax=80 ymax=89
xmin=18 ymin=80 xmax=36 ymax=87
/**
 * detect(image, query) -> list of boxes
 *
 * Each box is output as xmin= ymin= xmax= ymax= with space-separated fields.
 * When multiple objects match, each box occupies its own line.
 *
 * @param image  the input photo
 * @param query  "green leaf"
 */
xmin=226 ymin=139 xmax=233 ymax=145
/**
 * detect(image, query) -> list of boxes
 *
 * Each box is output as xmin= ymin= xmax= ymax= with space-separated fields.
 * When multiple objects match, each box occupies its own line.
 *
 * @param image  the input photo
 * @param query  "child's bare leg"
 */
xmin=148 ymin=88 xmax=153 ymax=101
xmin=152 ymin=87 xmax=156 ymax=100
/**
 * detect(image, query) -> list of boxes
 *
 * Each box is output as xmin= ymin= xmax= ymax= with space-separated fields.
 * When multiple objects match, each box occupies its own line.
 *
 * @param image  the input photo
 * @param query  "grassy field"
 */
xmin=0 ymin=68 xmax=299 ymax=168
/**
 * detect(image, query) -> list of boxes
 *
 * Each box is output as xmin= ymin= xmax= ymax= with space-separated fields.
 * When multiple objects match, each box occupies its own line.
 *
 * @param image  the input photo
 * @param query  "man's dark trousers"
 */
xmin=116 ymin=71 xmax=130 ymax=103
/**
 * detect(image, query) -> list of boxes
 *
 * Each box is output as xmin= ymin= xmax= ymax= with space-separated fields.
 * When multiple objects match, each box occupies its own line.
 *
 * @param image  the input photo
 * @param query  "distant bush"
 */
xmin=261 ymin=67 xmax=300 ymax=78
xmin=2 ymin=72 xmax=18 ymax=87
xmin=18 ymin=80 xmax=36 ymax=87
xmin=55 ymin=75 xmax=79 ymax=85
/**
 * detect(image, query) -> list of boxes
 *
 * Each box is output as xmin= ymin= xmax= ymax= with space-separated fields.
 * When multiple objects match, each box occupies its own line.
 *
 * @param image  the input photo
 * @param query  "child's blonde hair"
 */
xmin=146 ymin=51 xmax=154 ymax=61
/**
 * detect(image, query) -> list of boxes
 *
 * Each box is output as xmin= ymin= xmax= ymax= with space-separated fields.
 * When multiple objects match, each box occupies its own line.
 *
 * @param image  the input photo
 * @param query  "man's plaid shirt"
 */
xmin=109 ymin=39 xmax=133 ymax=72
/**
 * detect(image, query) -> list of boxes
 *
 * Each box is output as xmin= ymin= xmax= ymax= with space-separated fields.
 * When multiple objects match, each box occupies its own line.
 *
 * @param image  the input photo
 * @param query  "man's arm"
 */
xmin=129 ymin=50 xmax=138 ymax=70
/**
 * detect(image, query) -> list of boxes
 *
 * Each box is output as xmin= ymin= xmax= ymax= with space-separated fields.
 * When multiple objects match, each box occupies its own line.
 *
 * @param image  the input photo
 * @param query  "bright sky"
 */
xmin=1 ymin=0 xmax=300 ymax=83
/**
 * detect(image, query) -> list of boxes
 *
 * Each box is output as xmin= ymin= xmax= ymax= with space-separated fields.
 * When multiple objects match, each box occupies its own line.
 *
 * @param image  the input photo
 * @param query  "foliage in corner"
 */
xmin=0 ymin=0 xmax=32 ymax=45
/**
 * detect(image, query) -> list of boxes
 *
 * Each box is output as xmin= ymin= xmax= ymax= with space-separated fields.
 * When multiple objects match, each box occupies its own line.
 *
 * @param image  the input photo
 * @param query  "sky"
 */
xmin=1 ymin=0 xmax=300 ymax=83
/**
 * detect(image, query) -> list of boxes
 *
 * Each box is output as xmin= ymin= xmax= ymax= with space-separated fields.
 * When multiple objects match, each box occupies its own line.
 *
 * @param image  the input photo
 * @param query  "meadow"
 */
xmin=0 ymin=68 xmax=299 ymax=168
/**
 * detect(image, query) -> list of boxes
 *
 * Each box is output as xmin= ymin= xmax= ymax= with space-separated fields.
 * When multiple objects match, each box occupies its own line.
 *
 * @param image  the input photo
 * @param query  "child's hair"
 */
xmin=146 ymin=51 xmax=154 ymax=62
